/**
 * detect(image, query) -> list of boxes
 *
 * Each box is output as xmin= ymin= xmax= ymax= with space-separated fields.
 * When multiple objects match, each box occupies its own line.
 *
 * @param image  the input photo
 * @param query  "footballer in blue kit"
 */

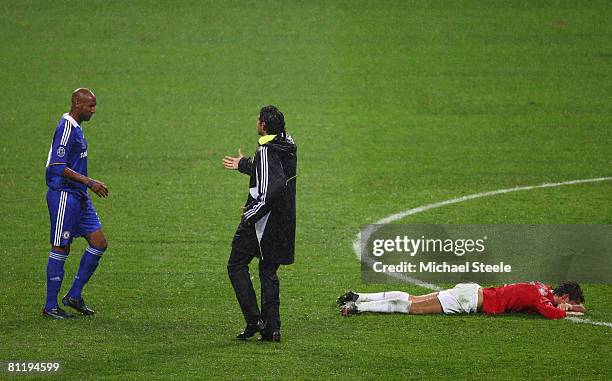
xmin=43 ymin=88 xmax=109 ymax=319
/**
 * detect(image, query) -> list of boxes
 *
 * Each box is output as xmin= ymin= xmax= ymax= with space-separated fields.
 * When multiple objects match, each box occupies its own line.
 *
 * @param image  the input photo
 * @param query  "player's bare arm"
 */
xmin=222 ymin=148 xmax=244 ymax=170
xmin=61 ymin=167 xmax=108 ymax=197
xmin=563 ymin=303 xmax=586 ymax=316
xmin=568 ymin=303 xmax=586 ymax=313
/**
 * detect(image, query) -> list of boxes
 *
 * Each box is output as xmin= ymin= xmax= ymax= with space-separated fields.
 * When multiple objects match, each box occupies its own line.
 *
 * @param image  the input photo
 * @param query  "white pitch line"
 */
xmin=564 ymin=317 xmax=612 ymax=328
xmin=352 ymin=177 xmax=612 ymax=326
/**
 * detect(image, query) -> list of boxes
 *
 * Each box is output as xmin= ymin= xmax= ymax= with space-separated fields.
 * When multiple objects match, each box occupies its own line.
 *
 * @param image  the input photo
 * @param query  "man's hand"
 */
xmin=557 ymin=303 xmax=572 ymax=311
xmin=565 ymin=311 xmax=584 ymax=316
xmin=223 ymin=149 xmax=244 ymax=170
xmin=88 ymin=179 xmax=109 ymax=198
xmin=240 ymin=206 xmax=253 ymax=226
xmin=568 ymin=303 xmax=586 ymax=313
xmin=62 ymin=167 xmax=108 ymax=197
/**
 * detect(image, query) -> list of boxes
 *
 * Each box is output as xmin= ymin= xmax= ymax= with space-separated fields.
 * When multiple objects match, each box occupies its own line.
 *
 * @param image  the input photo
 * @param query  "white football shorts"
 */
xmin=437 ymin=283 xmax=481 ymax=314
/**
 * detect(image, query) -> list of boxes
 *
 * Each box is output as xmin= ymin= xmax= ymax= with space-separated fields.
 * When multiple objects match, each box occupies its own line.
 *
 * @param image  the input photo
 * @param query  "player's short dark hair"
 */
xmin=259 ymin=105 xmax=285 ymax=135
xmin=553 ymin=281 xmax=584 ymax=303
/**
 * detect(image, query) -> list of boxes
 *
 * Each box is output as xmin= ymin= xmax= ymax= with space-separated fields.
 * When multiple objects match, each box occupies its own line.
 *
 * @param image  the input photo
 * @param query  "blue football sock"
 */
xmin=67 ymin=245 xmax=104 ymax=299
xmin=45 ymin=250 xmax=68 ymax=311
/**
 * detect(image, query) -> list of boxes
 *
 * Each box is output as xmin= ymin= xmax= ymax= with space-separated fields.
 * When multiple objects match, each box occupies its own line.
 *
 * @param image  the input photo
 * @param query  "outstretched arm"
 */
xmin=558 ymin=303 xmax=586 ymax=314
xmin=222 ymin=148 xmax=253 ymax=175
xmin=573 ymin=304 xmax=586 ymax=313
xmin=533 ymin=298 xmax=568 ymax=319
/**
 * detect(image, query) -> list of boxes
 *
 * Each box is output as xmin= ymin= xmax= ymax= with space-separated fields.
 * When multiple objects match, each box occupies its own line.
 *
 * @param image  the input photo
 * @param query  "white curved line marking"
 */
xmin=352 ymin=177 xmax=612 ymax=326
xmin=564 ymin=317 xmax=612 ymax=327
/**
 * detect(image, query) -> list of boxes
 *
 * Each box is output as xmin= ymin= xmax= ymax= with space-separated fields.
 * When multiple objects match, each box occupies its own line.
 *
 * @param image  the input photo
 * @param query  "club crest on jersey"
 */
xmin=538 ymin=287 xmax=547 ymax=296
xmin=57 ymin=146 xmax=66 ymax=157
xmin=62 ymin=231 xmax=71 ymax=239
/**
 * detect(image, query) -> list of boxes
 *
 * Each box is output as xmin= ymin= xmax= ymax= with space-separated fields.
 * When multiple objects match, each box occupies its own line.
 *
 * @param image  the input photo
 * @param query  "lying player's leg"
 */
xmin=347 ymin=299 xmax=412 ymax=315
xmin=409 ymin=294 xmax=444 ymax=314
xmin=357 ymin=291 xmax=410 ymax=302
xmin=337 ymin=290 xmax=410 ymax=305
xmin=341 ymin=295 xmax=443 ymax=316
xmin=339 ymin=283 xmax=480 ymax=317
xmin=411 ymin=292 xmax=442 ymax=303
xmin=337 ymin=290 xmax=444 ymax=305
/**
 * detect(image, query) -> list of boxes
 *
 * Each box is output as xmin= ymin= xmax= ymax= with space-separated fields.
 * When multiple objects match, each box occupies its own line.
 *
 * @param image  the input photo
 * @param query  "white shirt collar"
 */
xmin=63 ymin=113 xmax=81 ymax=128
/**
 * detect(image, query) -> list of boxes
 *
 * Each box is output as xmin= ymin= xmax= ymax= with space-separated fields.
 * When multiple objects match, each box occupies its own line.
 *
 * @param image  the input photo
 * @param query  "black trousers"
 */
xmin=227 ymin=248 xmax=281 ymax=331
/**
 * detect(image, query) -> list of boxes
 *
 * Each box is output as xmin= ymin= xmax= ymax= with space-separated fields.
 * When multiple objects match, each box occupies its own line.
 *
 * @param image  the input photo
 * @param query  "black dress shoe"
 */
xmin=42 ymin=307 xmax=73 ymax=320
xmin=259 ymin=330 xmax=281 ymax=342
xmin=236 ymin=319 xmax=264 ymax=340
xmin=62 ymin=295 xmax=95 ymax=316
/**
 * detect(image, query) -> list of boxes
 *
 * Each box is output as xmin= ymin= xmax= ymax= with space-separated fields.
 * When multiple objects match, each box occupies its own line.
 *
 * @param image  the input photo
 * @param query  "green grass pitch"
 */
xmin=1 ymin=1 xmax=611 ymax=379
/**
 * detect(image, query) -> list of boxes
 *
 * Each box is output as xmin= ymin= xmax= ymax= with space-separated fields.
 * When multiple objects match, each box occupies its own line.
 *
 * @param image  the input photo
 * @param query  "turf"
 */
xmin=1 ymin=1 xmax=611 ymax=379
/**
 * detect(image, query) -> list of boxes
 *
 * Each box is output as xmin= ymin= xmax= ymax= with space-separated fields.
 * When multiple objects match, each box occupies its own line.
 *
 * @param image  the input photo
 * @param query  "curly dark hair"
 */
xmin=553 ymin=281 xmax=584 ymax=303
xmin=259 ymin=105 xmax=285 ymax=135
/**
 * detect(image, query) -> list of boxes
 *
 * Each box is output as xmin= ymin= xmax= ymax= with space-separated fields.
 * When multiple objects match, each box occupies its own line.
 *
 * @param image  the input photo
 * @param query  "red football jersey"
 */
xmin=482 ymin=282 xmax=566 ymax=319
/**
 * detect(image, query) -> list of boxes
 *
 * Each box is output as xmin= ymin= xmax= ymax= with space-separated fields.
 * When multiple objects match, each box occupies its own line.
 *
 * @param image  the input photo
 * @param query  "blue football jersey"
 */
xmin=45 ymin=113 xmax=88 ymax=195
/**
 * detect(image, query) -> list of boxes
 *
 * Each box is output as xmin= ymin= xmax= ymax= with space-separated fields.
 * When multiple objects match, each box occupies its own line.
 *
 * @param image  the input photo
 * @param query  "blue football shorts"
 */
xmin=47 ymin=189 xmax=102 ymax=246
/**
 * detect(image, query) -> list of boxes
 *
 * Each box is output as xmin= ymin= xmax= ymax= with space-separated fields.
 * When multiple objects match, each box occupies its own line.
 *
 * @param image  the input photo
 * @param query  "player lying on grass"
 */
xmin=338 ymin=281 xmax=585 ymax=320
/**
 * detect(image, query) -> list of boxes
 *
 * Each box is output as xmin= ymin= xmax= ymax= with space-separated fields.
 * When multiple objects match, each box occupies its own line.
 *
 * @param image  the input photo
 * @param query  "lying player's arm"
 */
xmin=60 ymin=166 xmax=108 ymax=197
xmin=558 ymin=303 xmax=586 ymax=313
xmin=533 ymin=298 xmax=567 ymax=319
xmin=573 ymin=304 xmax=586 ymax=313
